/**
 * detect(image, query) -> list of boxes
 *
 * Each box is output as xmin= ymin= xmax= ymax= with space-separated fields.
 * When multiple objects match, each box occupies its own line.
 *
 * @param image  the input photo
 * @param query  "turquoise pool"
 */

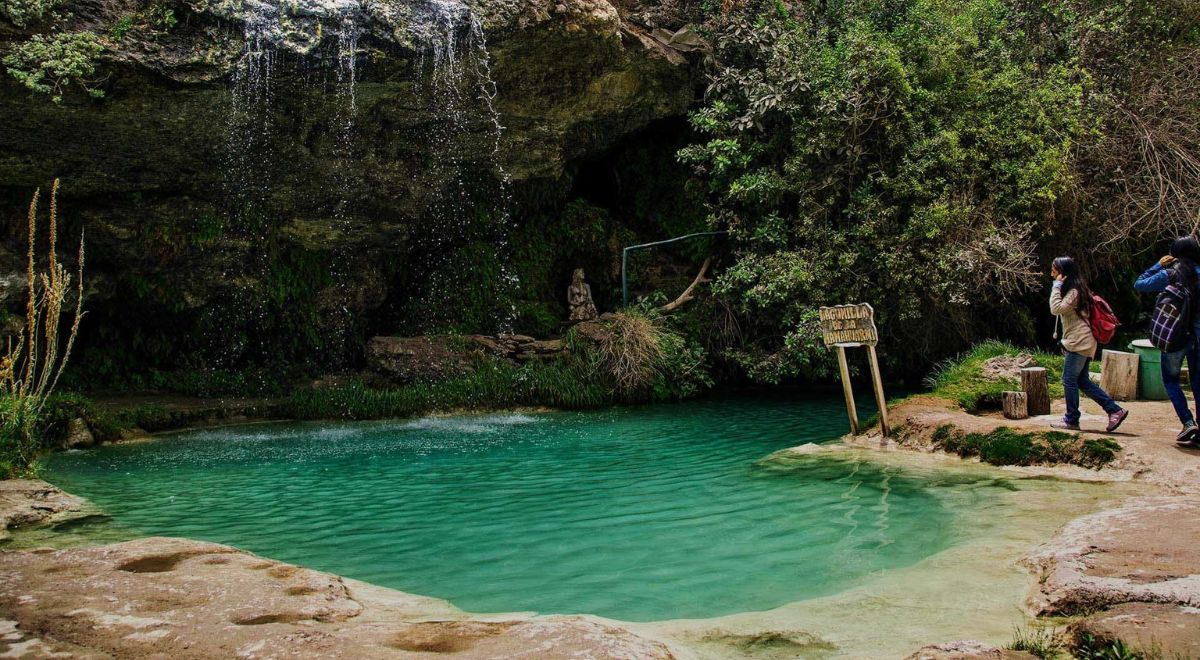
xmin=44 ymin=394 xmax=1009 ymax=622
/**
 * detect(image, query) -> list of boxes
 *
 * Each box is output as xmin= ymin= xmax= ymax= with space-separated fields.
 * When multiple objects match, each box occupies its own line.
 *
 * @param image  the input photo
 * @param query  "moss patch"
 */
xmin=931 ymin=424 xmax=1120 ymax=469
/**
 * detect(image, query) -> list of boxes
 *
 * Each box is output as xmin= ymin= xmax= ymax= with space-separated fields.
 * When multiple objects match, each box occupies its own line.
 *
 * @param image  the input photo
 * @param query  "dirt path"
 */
xmin=881 ymin=395 xmax=1200 ymax=493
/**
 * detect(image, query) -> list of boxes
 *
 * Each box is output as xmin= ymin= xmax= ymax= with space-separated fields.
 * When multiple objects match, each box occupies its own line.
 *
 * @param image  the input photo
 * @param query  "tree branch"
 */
xmin=658 ymin=257 xmax=712 ymax=314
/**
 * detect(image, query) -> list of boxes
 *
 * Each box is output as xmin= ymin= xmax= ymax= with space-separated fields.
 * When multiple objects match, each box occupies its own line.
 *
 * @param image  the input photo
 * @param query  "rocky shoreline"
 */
xmin=880 ymin=396 xmax=1200 ymax=658
xmin=0 ymin=534 xmax=675 ymax=658
xmin=4 ymin=396 xmax=1200 ymax=658
xmin=0 ymin=480 xmax=90 ymax=545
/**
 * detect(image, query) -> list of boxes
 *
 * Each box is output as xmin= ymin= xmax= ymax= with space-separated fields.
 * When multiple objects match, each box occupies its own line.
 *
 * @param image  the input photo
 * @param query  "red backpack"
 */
xmin=1088 ymin=293 xmax=1120 ymax=344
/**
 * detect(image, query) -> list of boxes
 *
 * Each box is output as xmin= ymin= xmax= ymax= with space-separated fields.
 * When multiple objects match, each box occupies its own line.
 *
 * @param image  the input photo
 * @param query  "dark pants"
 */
xmin=1062 ymin=351 xmax=1121 ymax=425
xmin=1161 ymin=337 xmax=1200 ymax=426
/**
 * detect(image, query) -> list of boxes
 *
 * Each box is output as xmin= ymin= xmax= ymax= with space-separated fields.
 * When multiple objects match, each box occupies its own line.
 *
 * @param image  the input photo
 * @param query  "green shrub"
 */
xmin=280 ymin=357 xmax=614 ymax=422
xmin=585 ymin=310 xmax=713 ymax=402
xmin=977 ymin=428 xmax=1037 ymax=465
xmin=654 ymin=327 xmax=714 ymax=399
xmin=110 ymin=15 xmax=135 ymax=41
xmin=680 ymin=0 xmax=1088 ymax=379
xmin=0 ymin=0 xmax=61 ymax=27
xmin=1081 ymin=438 xmax=1122 ymax=467
xmin=931 ymin=424 xmax=956 ymax=444
xmin=4 ymin=31 xmax=105 ymax=104
xmin=1073 ymin=633 xmax=1142 ymax=660
xmin=0 ymin=396 xmax=41 ymax=478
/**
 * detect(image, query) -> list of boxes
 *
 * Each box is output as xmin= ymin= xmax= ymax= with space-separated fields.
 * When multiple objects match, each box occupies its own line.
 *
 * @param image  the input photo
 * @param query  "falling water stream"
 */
xmin=215 ymin=0 xmax=519 ymax=357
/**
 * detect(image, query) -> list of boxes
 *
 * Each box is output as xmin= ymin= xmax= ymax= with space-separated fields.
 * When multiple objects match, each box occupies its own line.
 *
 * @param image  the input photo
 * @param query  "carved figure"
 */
xmin=567 ymin=268 xmax=598 ymax=322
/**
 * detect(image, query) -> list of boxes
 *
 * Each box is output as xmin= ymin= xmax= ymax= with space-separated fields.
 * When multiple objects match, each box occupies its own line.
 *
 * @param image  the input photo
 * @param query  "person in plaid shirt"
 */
xmin=1135 ymin=236 xmax=1200 ymax=446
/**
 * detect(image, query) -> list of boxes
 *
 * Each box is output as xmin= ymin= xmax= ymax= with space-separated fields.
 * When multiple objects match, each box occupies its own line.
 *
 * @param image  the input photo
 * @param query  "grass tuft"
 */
xmin=281 ymin=357 xmax=615 ymax=421
xmin=1008 ymin=624 xmax=1065 ymax=658
xmin=924 ymin=340 xmax=1073 ymax=412
xmin=1072 ymin=632 xmax=1144 ymax=660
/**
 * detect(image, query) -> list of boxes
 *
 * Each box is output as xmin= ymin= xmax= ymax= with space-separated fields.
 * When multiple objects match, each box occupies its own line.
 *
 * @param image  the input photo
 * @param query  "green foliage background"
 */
xmin=2 ymin=0 xmax=1198 ymax=398
xmin=679 ymin=0 xmax=1199 ymax=381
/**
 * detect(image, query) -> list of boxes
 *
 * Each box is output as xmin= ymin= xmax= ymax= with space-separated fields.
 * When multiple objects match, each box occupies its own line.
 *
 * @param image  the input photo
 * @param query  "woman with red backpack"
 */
xmin=1134 ymin=236 xmax=1200 ymax=446
xmin=1050 ymin=257 xmax=1129 ymax=432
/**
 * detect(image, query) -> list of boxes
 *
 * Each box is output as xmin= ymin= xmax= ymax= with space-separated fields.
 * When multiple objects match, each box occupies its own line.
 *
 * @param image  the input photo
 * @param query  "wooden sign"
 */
xmin=818 ymin=304 xmax=878 ymax=347
xmin=819 ymin=303 xmax=889 ymax=438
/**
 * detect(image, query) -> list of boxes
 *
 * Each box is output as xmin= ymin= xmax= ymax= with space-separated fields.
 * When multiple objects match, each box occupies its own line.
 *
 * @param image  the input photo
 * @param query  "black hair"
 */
xmin=1052 ymin=256 xmax=1092 ymax=316
xmin=1170 ymin=236 xmax=1200 ymax=291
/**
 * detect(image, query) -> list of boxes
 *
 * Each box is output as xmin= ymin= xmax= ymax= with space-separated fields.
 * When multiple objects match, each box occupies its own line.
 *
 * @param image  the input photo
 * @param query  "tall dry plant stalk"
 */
xmin=0 ymin=179 xmax=85 ymax=450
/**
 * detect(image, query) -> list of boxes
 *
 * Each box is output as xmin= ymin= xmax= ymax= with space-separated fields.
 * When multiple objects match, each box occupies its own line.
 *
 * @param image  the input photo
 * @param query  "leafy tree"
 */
xmin=681 ymin=0 xmax=1089 ymax=379
xmin=3 ymin=31 xmax=106 ymax=104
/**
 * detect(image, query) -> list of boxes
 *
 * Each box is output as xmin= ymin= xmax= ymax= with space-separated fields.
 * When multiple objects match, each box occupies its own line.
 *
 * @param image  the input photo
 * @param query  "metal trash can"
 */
xmin=1129 ymin=339 xmax=1167 ymax=400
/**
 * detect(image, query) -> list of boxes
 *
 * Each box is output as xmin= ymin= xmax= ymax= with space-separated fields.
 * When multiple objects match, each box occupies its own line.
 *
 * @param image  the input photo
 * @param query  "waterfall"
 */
xmin=223 ymin=0 xmax=366 ymax=221
xmin=408 ymin=0 xmax=518 ymax=330
xmin=213 ymin=0 xmax=518 ymax=363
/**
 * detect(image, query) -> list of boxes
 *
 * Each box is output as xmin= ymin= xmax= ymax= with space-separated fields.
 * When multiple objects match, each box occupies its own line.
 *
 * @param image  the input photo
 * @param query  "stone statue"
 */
xmin=567 ymin=268 xmax=599 ymax=323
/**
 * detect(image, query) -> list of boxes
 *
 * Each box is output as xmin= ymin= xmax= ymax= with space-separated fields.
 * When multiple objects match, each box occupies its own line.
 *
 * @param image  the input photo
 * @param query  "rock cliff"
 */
xmin=0 ymin=0 xmax=700 ymax=377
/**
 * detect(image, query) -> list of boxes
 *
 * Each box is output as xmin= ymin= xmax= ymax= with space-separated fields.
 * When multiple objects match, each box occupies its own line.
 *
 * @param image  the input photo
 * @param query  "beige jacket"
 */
xmin=1050 ymin=285 xmax=1097 ymax=358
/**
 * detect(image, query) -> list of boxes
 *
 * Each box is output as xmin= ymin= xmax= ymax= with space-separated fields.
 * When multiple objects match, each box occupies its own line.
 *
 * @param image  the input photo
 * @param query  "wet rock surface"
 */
xmin=1025 ymin=496 xmax=1200 ymax=616
xmin=0 ymin=536 xmax=676 ymax=658
xmin=63 ymin=418 xmax=95 ymax=450
xmin=0 ymin=480 xmax=89 ymax=544
xmin=905 ymin=641 xmax=1036 ymax=660
xmin=0 ymin=0 xmax=697 ymax=372
xmin=1070 ymin=602 xmax=1200 ymax=658
xmin=365 ymin=336 xmax=476 ymax=384
xmin=366 ymin=333 xmax=568 ymax=383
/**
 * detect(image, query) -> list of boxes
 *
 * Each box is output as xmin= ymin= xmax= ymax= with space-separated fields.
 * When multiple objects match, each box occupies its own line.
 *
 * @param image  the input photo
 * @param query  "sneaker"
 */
xmin=1051 ymin=418 xmax=1080 ymax=431
xmin=1177 ymin=423 xmax=1198 ymax=447
xmin=1106 ymin=409 xmax=1130 ymax=433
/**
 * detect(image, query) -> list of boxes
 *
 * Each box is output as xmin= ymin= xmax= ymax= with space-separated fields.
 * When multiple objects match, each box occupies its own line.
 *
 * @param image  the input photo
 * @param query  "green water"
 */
xmin=43 ymin=394 xmax=1010 ymax=622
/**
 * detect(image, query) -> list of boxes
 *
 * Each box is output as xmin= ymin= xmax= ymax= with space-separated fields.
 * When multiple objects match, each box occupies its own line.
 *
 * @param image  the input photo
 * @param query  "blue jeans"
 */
xmin=1161 ymin=334 xmax=1200 ymax=426
xmin=1062 ymin=351 xmax=1121 ymax=425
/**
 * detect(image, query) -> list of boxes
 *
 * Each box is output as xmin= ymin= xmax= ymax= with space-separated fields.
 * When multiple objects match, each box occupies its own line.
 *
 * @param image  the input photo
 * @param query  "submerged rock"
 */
xmin=691 ymin=629 xmax=837 ymax=658
xmin=0 ymin=536 xmax=676 ymax=658
xmin=0 ymin=479 xmax=89 ymax=543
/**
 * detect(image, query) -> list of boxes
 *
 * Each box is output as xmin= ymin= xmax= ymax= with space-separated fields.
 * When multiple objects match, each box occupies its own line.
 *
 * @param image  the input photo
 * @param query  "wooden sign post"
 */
xmin=819 ymin=304 xmax=889 ymax=437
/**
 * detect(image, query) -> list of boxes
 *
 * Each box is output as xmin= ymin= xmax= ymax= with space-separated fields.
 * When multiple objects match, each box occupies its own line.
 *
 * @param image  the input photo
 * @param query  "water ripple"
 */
xmin=44 ymin=393 xmax=1016 ymax=622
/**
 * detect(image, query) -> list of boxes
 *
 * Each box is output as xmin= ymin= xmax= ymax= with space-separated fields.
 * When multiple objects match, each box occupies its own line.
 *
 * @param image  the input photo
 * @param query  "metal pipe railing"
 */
xmin=621 ymin=231 xmax=728 ymax=307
